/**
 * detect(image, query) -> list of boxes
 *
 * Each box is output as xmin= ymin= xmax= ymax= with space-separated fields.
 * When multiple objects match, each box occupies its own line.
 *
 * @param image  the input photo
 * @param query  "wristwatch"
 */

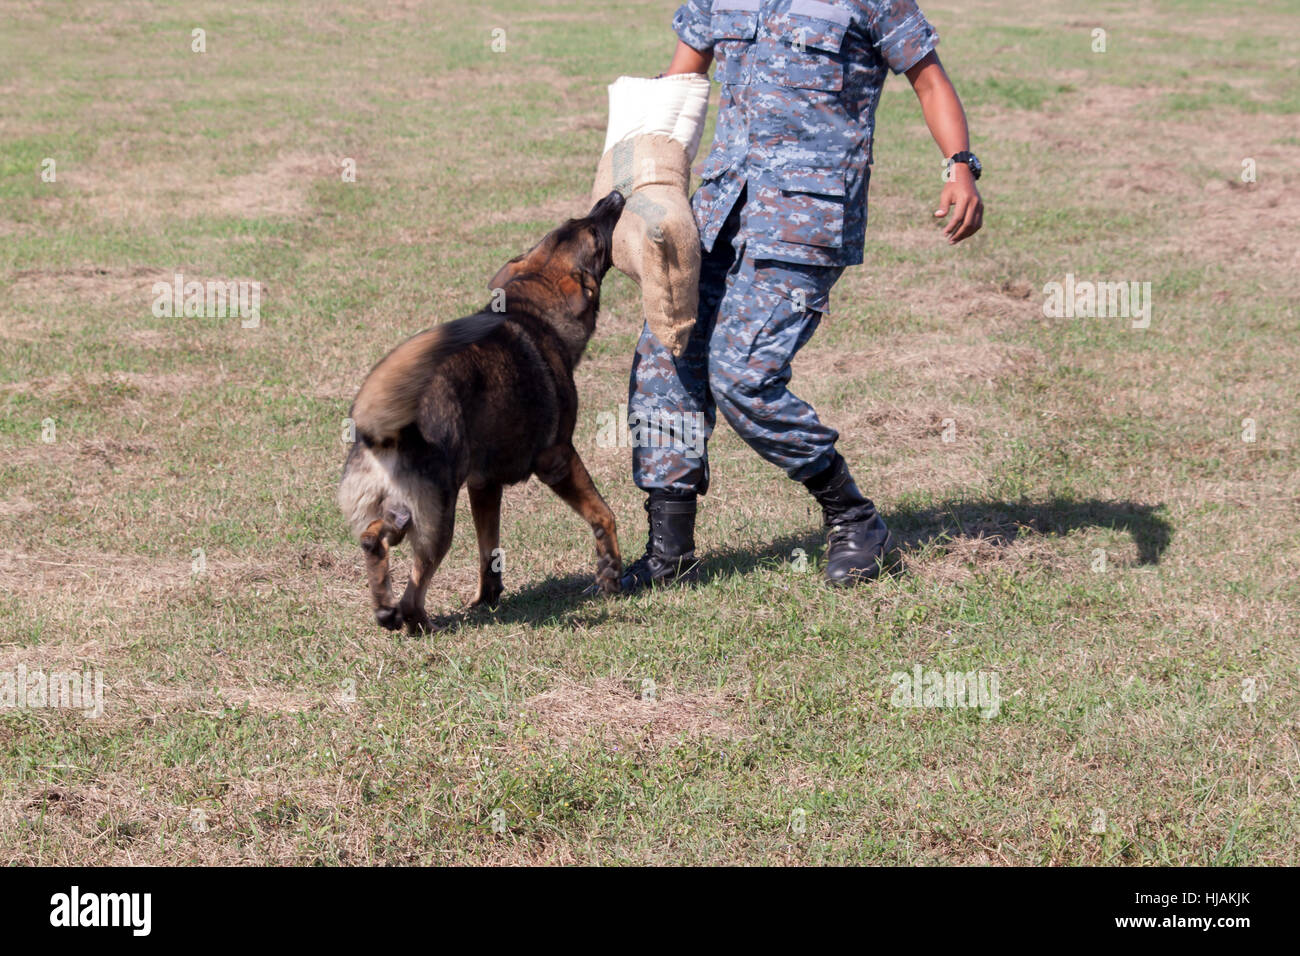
xmin=945 ymin=151 xmax=982 ymax=180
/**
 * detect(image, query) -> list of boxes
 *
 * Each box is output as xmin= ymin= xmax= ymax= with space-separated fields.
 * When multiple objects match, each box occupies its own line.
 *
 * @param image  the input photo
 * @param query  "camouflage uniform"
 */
xmin=630 ymin=0 xmax=938 ymax=492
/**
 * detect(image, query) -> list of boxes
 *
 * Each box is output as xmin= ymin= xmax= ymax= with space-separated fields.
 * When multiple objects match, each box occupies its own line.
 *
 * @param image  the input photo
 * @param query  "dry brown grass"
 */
xmin=520 ymin=677 xmax=742 ymax=748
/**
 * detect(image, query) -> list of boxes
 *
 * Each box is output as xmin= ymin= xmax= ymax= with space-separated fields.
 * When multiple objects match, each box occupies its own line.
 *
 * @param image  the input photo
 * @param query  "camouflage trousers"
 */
xmin=628 ymin=199 xmax=845 ymax=494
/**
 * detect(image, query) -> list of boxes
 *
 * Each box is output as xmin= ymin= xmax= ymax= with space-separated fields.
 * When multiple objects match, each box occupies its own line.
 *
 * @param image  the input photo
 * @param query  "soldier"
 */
xmin=621 ymin=0 xmax=984 ymax=590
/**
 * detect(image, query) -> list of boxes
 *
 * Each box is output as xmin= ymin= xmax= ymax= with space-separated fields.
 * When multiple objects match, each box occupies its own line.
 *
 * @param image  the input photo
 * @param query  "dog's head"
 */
xmin=488 ymin=190 xmax=625 ymax=315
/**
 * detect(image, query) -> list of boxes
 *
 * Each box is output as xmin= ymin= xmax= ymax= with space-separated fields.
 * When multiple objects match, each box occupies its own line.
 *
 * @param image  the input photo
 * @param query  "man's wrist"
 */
xmin=945 ymin=150 xmax=982 ymax=180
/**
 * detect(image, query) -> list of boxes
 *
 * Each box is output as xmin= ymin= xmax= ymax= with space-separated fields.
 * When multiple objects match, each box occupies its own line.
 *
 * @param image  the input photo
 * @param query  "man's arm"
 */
xmin=665 ymin=39 xmax=713 ymax=76
xmin=905 ymin=51 xmax=982 ymax=244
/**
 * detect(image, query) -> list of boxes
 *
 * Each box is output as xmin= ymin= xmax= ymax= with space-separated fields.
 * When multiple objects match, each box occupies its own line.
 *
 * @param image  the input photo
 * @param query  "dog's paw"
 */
xmin=469 ymin=578 xmax=504 ymax=609
xmin=374 ymin=605 xmax=404 ymax=631
xmin=595 ymin=560 xmax=621 ymax=595
xmin=404 ymin=609 xmax=434 ymax=635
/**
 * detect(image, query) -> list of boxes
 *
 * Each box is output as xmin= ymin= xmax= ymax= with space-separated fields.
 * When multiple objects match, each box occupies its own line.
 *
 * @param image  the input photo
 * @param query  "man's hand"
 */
xmin=935 ymin=163 xmax=982 ymax=244
xmin=906 ymin=51 xmax=983 ymax=246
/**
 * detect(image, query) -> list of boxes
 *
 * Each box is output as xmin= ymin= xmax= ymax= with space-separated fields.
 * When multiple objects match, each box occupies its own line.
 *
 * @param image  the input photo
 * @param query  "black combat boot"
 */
xmin=619 ymin=490 xmax=702 ymax=592
xmin=804 ymin=454 xmax=898 ymax=586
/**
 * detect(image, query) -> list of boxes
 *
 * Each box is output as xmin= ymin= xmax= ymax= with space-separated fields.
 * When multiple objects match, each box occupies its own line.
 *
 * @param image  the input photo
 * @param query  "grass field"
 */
xmin=1 ymin=0 xmax=1297 ymax=865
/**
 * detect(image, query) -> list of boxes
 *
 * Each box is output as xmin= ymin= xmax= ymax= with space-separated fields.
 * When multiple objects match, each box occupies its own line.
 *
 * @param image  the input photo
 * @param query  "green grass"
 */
xmin=0 ymin=0 xmax=1297 ymax=865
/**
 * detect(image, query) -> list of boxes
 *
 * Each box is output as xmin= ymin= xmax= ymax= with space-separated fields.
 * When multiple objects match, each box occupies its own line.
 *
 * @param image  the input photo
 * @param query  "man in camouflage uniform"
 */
xmin=622 ymin=0 xmax=984 ymax=590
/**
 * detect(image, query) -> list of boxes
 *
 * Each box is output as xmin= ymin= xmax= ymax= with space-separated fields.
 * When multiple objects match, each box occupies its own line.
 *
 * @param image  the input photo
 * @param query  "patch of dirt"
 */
xmin=64 ymin=151 xmax=338 ymax=223
xmin=0 ymin=772 xmax=372 ymax=865
xmin=800 ymin=337 xmax=1043 ymax=387
xmin=904 ymin=533 xmax=1074 ymax=585
xmin=0 ymin=642 xmax=106 ymax=674
xmin=0 ymin=497 xmax=38 ymax=519
xmin=477 ymin=196 xmax=591 ymax=228
xmin=126 ymin=683 xmax=327 ymax=716
xmin=6 ymin=268 xmax=268 ymax=345
xmin=1177 ymin=179 xmax=1299 ymax=269
xmin=793 ymin=399 xmax=1009 ymax=496
xmin=849 ymin=403 xmax=971 ymax=440
xmin=993 ymin=84 xmax=1300 ymax=279
xmin=8 ymin=266 xmax=175 ymax=306
xmin=830 ymin=401 xmax=987 ymax=452
xmin=119 ymin=329 xmax=175 ymax=348
xmin=0 ymin=550 xmax=191 ymax=607
xmin=828 ymin=271 xmax=1047 ymax=336
xmin=3 ymin=436 xmax=163 ymax=478
xmin=0 ymin=545 xmax=375 ymax=617
xmin=217 ymin=153 xmax=338 ymax=219
xmin=0 ymin=780 xmax=178 ymax=861
xmin=0 ymin=653 xmax=351 ymax=739
xmin=520 ymin=677 xmax=742 ymax=748
xmin=1 ymin=370 xmax=211 ymax=401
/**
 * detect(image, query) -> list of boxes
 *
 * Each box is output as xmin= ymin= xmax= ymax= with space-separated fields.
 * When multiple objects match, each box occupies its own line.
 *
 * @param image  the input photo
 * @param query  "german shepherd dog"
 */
xmin=338 ymin=191 xmax=626 ymax=633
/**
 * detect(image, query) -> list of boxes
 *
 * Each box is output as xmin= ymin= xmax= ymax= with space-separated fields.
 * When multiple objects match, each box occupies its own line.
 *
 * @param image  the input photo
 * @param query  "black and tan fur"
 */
xmin=338 ymin=192 xmax=627 ymax=633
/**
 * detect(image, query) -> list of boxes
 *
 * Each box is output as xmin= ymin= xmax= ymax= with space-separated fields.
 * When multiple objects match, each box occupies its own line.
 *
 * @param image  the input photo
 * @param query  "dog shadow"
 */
xmin=427 ymin=496 xmax=1172 ymax=631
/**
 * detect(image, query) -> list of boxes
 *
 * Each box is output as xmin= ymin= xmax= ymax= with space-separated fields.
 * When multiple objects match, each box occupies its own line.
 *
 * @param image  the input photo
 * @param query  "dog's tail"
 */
xmin=349 ymin=311 xmax=506 ymax=442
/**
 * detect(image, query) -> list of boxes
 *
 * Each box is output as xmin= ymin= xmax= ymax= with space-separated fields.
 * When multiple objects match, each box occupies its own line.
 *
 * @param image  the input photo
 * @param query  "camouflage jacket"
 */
xmin=673 ymin=0 xmax=939 ymax=266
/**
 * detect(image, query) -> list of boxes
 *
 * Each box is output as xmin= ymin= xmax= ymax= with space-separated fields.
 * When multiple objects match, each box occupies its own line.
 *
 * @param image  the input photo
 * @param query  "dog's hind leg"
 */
xmin=536 ymin=444 xmax=621 ymax=594
xmin=467 ymin=482 xmax=504 ymax=607
xmin=360 ymin=505 xmax=411 ymax=631
xmin=397 ymin=492 xmax=455 ymax=635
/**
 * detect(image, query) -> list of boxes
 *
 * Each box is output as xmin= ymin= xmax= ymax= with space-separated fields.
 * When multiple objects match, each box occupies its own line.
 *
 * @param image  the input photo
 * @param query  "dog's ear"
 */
xmin=490 ymin=235 xmax=552 ymax=292
xmin=488 ymin=254 xmax=526 ymax=293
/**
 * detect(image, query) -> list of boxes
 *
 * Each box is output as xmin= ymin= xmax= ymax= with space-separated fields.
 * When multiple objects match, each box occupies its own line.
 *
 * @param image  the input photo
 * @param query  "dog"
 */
xmin=338 ymin=191 xmax=627 ymax=633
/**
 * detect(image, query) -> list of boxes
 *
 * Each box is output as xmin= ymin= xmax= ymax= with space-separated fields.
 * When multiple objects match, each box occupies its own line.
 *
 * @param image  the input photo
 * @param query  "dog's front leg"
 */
xmin=360 ymin=506 xmax=411 ymax=630
xmin=537 ymin=445 xmax=621 ymax=594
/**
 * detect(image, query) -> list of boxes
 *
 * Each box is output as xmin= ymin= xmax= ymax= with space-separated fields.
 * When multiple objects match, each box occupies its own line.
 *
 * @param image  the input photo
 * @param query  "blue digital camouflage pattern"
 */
xmin=626 ymin=0 xmax=937 ymax=489
xmin=629 ymin=197 xmax=844 ymax=491
xmin=674 ymin=0 xmax=939 ymax=267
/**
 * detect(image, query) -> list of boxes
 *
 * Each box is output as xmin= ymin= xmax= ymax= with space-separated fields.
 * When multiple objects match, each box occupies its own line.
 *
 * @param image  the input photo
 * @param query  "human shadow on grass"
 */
xmin=887 ymin=497 xmax=1172 ymax=566
xmin=425 ymin=496 xmax=1172 ymax=631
